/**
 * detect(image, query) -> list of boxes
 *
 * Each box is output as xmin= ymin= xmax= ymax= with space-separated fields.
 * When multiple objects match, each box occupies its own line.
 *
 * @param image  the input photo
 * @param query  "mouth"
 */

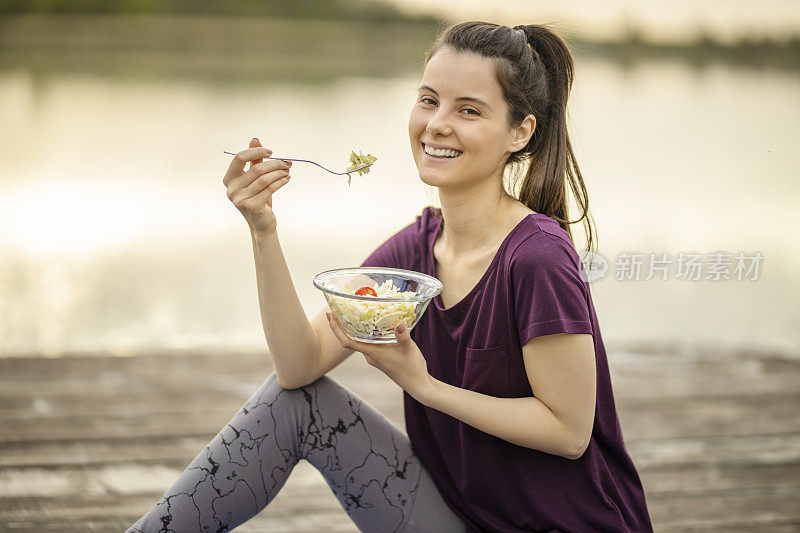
xmin=422 ymin=143 xmax=463 ymax=160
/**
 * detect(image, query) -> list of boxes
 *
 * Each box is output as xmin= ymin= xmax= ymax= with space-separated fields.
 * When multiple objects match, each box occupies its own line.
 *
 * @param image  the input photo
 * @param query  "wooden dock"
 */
xmin=1 ymin=344 xmax=799 ymax=532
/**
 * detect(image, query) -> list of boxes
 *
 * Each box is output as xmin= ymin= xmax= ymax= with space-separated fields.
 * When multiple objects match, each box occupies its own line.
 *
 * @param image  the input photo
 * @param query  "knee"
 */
xmin=267 ymin=371 xmax=344 ymax=405
xmin=268 ymin=371 xmax=337 ymax=392
xmin=276 ymin=372 xmax=334 ymax=391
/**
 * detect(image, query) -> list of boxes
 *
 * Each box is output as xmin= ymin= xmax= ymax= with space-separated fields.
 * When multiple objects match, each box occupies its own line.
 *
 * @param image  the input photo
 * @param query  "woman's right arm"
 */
xmin=226 ymin=138 xmax=354 ymax=388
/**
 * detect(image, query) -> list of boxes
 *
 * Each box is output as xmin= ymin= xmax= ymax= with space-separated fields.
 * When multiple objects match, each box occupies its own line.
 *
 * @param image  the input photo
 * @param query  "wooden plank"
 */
xmin=0 ymin=461 xmax=358 ymax=531
xmin=3 ymin=472 xmax=799 ymax=531
xmin=1 ymin=347 xmax=799 ymax=531
xmin=5 ymin=392 xmax=796 ymax=442
xmin=618 ymin=407 xmax=800 ymax=439
xmin=2 ymin=400 xmax=796 ymax=442
xmin=0 ymin=441 xmax=207 ymax=469
xmin=2 ymin=349 xmax=799 ymax=398
xmin=678 ymin=526 xmax=800 ymax=533
xmin=616 ymin=392 xmax=800 ymax=411
xmin=2 ymin=515 xmax=360 ymax=533
xmin=2 ymin=387 xmax=797 ymax=418
xmin=4 ymin=462 xmax=800 ymax=501
xmin=2 ymin=431 xmax=799 ymax=471
xmin=641 ymin=463 xmax=800 ymax=496
xmin=0 ymin=373 xmax=394 ymax=410
xmin=627 ymin=433 xmax=800 ymax=470
xmin=649 ymin=492 xmax=800 ymax=530
xmin=0 ymin=492 xmax=356 ymax=527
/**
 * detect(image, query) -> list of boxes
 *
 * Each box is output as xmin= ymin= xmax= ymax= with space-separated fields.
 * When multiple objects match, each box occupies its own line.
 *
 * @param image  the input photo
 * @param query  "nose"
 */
xmin=425 ymin=108 xmax=452 ymax=137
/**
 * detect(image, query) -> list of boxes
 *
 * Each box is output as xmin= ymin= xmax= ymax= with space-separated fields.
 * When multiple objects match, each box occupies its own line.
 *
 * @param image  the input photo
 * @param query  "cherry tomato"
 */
xmin=354 ymin=286 xmax=377 ymax=297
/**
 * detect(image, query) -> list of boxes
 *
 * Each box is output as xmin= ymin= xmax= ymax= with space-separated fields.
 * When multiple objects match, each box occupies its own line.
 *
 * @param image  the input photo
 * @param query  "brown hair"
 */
xmin=424 ymin=21 xmax=596 ymax=253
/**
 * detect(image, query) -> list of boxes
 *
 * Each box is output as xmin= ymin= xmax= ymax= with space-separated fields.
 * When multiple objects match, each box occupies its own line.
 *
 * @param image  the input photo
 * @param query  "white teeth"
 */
xmin=424 ymin=144 xmax=462 ymax=158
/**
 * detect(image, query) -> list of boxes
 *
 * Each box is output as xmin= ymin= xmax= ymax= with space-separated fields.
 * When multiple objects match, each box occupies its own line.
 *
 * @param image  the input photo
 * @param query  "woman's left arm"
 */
xmin=326 ymin=313 xmax=595 ymax=460
xmin=425 ymin=332 xmax=596 ymax=460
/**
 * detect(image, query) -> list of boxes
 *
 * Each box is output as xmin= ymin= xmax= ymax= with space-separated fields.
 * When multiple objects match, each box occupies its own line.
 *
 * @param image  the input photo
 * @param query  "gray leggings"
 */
xmin=126 ymin=371 xmax=467 ymax=532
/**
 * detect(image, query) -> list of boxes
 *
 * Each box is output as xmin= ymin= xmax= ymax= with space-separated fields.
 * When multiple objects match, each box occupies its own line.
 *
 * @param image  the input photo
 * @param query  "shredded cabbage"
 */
xmin=328 ymin=279 xmax=418 ymax=337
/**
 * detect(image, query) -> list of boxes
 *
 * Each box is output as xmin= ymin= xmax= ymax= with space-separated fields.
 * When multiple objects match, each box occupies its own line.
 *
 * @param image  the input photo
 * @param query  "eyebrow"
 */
xmin=417 ymin=85 xmax=493 ymax=111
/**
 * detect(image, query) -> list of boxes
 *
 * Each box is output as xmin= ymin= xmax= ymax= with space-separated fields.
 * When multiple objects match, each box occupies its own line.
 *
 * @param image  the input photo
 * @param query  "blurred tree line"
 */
xmin=0 ymin=0 xmax=441 ymax=23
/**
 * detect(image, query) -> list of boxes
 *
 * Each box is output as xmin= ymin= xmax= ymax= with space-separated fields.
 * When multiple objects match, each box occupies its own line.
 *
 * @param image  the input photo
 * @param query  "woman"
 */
xmin=128 ymin=21 xmax=653 ymax=533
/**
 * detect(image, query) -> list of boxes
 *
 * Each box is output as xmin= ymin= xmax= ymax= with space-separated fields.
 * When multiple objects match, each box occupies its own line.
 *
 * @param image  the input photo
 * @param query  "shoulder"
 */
xmin=510 ymin=216 xmax=580 ymax=267
xmin=507 ymin=224 xmax=591 ymax=329
xmin=361 ymin=206 xmax=438 ymax=268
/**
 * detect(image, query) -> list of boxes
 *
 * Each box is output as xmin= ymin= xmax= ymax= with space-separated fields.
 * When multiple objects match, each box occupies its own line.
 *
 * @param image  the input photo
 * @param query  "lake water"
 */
xmin=1 ymin=26 xmax=798 ymax=358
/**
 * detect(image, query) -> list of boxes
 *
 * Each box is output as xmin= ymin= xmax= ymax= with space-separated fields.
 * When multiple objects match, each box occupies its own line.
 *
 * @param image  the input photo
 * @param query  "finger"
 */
xmin=228 ymin=159 xmax=289 ymax=196
xmin=248 ymin=137 xmax=263 ymax=171
xmin=224 ymin=146 xmax=273 ymax=183
xmin=242 ymin=159 xmax=291 ymax=183
xmin=393 ymin=319 xmax=409 ymax=343
xmin=236 ymin=168 xmax=290 ymax=201
xmin=237 ymin=173 xmax=290 ymax=206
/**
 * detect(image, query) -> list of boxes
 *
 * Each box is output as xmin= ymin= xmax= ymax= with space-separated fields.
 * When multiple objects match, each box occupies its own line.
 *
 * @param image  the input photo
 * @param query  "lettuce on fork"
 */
xmin=345 ymin=151 xmax=378 ymax=185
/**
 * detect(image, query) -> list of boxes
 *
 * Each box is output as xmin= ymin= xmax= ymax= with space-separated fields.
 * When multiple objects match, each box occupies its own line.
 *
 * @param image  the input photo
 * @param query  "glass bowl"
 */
xmin=313 ymin=267 xmax=442 ymax=344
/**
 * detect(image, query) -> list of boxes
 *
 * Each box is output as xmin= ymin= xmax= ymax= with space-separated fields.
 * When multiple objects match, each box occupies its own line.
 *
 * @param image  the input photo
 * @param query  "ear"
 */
xmin=509 ymin=114 xmax=536 ymax=152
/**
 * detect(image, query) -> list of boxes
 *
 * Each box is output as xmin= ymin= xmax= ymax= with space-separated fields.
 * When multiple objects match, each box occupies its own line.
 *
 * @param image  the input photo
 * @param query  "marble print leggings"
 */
xmin=126 ymin=371 xmax=466 ymax=533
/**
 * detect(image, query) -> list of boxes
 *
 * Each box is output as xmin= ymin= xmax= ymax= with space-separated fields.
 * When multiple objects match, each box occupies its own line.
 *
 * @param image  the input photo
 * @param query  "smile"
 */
xmin=422 ymin=143 xmax=463 ymax=159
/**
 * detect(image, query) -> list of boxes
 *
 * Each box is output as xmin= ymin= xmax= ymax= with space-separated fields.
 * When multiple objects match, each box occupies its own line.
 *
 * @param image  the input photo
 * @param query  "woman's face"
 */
xmin=408 ymin=47 xmax=532 ymax=189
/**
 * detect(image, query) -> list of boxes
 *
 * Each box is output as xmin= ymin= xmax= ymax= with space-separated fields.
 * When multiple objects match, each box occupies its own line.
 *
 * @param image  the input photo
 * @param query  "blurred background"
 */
xmin=1 ymin=0 xmax=798 ymax=359
xmin=1 ymin=1 xmax=799 ymax=531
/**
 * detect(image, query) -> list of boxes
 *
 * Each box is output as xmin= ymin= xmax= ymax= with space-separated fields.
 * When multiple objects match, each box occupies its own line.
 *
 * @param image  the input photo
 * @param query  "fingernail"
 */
xmin=397 ymin=322 xmax=406 ymax=334
xmin=252 ymin=137 xmax=259 ymax=143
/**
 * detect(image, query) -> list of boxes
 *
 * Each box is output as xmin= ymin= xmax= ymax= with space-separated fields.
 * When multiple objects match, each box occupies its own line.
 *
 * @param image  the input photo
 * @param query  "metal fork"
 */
xmin=222 ymin=151 xmax=375 ymax=175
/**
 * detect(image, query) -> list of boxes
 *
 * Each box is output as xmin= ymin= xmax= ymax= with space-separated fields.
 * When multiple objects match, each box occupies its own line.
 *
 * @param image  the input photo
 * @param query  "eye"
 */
xmin=420 ymin=97 xmax=436 ymax=106
xmin=462 ymin=108 xmax=479 ymax=116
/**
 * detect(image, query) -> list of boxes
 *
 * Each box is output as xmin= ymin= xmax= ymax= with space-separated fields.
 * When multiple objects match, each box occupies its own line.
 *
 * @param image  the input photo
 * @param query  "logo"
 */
xmin=578 ymin=250 xmax=609 ymax=283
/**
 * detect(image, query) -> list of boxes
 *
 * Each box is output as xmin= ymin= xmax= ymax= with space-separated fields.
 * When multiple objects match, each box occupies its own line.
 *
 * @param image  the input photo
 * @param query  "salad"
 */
xmin=345 ymin=151 xmax=378 ymax=185
xmin=328 ymin=278 xmax=418 ymax=337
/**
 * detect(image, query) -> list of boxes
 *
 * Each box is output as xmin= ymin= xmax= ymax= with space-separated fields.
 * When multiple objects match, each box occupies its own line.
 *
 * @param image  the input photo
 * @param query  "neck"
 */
xmin=436 ymin=190 xmax=526 ymax=256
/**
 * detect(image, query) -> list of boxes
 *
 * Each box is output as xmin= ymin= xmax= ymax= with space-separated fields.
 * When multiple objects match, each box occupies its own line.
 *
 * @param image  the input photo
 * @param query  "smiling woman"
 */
xmin=127 ymin=20 xmax=652 ymax=533
xmin=365 ymin=21 xmax=654 ymax=532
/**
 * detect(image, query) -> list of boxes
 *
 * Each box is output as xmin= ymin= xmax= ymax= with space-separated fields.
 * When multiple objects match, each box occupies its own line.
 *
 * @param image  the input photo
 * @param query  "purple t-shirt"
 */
xmin=360 ymin=206 xmax=652 ymax=533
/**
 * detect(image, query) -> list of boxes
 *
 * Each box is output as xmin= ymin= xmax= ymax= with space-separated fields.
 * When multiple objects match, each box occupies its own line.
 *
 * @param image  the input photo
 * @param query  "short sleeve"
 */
xmin=510 ymin=231 xmax=593 ymax=347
